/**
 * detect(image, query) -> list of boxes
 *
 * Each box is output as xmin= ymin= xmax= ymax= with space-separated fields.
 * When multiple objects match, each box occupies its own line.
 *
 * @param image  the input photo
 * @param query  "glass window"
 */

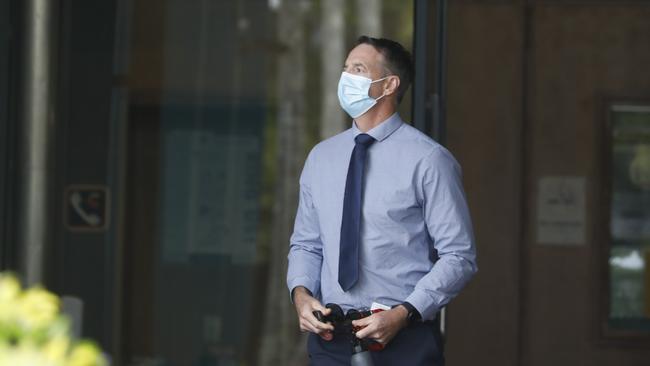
xmin=121 ymin=0 xmax=414 ymax=365
xmin=0 ymin=0 xmax=11 ymax=268
xmin=607 ymin=103 xmax=650 ymax=335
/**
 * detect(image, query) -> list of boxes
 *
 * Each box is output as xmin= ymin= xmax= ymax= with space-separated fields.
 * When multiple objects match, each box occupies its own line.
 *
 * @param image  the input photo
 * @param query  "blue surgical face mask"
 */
xmin=337 ymin=71 xmax=389 ymax=118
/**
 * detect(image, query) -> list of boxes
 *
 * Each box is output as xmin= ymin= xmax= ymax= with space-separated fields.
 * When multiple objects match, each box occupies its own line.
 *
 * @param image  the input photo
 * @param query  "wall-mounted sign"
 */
xmin=64 ymin=185 xmax=110 ymax=232
xmin=536 ymin=176 xmax=586 ymax=245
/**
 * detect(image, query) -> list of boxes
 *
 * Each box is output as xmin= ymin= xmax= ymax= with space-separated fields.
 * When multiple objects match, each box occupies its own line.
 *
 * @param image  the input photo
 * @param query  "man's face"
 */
xmin=343 ymin=44 xmax=388 ymax=99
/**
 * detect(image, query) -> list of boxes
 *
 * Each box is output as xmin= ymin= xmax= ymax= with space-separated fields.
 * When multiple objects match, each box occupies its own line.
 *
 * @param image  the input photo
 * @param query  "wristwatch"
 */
xmin=398 ymin=301 xmax=421 ymax=325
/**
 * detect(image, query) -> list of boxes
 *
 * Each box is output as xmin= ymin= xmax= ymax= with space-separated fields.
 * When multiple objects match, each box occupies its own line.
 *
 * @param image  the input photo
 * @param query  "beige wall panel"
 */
xmin=445 ymin=4 xmax=523 ymax=366
xmin=524 ymin=4 xmax=650 ymax=366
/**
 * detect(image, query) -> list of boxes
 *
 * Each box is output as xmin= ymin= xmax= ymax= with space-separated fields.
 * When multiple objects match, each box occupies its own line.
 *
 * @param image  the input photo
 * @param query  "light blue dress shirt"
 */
xmin=287 ymin=113 xmax=477 ymax=320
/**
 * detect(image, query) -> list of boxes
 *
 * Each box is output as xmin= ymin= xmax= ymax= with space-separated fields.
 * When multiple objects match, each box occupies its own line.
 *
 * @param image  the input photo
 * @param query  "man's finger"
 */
xmin=302 ymin=317 xmax=334 ymax=337
xmin=355 ymin=326 xmax=373 ymax=339
xmin=299 ymin=322 xmax=311 ymax=333
xmin=307 ymin=301 xmax=331 ymax=323
xmin=312 ymin=303 xmax=332 ymax=316
xmin=305 ymin=308 xmax=334 ymax=332
xmin=352 ymin=314 xmax=374 ymax=339
xmin=352 ymin=316 xmax=372 ymax=328
xmin=308 ymin=315 xmax=335 ymax=332
xmin=303 ymin=319 xmax=328 ymax=335
xmin=303 ymin=306 xmax=334 ymax=331
xmin=300 ymin=319 xmax=316 ymax=333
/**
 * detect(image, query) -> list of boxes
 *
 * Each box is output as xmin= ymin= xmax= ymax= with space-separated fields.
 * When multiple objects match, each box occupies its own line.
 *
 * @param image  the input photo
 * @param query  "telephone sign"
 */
xmin=65 ymin=185 xmax=110 ymax=232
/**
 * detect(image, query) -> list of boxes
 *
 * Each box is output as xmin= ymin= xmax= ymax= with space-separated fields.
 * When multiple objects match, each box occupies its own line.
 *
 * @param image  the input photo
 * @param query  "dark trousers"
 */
xmin=307 ymin=320 xmax=444 ymax=366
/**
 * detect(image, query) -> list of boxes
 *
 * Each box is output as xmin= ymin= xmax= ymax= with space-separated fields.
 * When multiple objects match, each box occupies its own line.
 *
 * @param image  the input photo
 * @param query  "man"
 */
xmin=287 ymin=36 xmax=477 ymax=365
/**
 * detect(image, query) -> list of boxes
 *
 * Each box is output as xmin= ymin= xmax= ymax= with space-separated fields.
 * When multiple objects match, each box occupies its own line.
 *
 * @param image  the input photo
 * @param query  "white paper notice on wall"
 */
xmin=537 ymin=176 xmax=586 ymax=245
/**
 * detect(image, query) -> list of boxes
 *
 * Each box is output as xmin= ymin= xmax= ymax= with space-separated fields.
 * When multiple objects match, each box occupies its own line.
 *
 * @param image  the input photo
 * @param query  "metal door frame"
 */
xmin=0 ymin=0 xmax=19 ymax=271
xmin=413 ymin=0 xmax=449 ymax=338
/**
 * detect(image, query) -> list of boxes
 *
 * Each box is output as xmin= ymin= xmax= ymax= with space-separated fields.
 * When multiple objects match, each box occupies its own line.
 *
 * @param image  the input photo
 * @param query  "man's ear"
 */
xmin=384 ymin=76 xmax=401 ymax=97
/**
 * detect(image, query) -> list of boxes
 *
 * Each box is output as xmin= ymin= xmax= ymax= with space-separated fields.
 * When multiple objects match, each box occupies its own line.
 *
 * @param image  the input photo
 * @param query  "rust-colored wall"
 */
xmin=443 ymin=1 xmax=650 ymax=365
xmin=444 ymin=2 xmax=524 ymax=366
xmin=523 ymin=4 xmax=650 ymax=366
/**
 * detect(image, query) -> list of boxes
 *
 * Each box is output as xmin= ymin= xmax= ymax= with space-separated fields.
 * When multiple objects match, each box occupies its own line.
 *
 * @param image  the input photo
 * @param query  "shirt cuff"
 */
xmin=405 ymin=288 xmax=441 ymax=321
xmin=287 ymin=276 xmax=320 ymax=304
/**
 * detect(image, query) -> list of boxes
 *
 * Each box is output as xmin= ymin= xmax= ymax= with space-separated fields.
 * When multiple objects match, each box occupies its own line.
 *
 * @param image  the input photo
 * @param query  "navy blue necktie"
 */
xmin=339 ymin=133 xmax=376 ymax=291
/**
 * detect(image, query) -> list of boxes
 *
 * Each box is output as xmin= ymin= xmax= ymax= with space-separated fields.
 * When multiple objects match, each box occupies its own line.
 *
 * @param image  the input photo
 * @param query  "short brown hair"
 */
xmin=356 ymin=36 xmax=413 ymax=104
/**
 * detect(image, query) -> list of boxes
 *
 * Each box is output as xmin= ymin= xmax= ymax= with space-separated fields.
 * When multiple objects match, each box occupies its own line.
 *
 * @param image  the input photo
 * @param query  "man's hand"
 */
xmin=292 ymin=286 xmax=335 ymax=341
xmin=352 ymin=306 xmax=409 ymax=345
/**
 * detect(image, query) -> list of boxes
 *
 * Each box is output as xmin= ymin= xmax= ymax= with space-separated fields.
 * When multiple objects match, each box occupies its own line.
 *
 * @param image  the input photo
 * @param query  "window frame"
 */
xmin=599 ymin=98 xmax=650 ymax=344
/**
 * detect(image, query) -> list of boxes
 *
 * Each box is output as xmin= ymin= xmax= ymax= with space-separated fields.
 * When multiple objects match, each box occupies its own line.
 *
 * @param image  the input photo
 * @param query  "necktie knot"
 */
xmin=355 ymin=133 xmax=376 ymax=148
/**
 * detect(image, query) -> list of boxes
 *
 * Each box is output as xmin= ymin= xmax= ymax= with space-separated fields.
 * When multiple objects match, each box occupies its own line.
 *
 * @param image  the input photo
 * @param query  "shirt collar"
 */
xmin=351 ymin=113 xmax=403 ymax=142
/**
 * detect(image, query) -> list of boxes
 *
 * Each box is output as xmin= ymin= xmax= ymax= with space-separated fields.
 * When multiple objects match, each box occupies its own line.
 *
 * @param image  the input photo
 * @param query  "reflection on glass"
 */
xmin=123 ymin=0 xmax=414 ymax=365
xmin=608 ymin=104 xmax=650 ymax=332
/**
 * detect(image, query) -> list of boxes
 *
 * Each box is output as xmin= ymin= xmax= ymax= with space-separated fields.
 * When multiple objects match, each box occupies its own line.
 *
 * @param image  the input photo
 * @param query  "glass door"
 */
xmin=120 ymin=1 xmax=414 ymax=365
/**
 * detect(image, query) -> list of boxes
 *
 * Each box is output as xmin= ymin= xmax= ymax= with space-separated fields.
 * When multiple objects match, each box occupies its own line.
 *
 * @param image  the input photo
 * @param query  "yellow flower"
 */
xmin=0 ymin=274 xmax=20 ymax=302
xmin=43 ymin=335 xmax=71 ymax=363
xmin=67 ymin=342 xmax=107 ymax=366
xmin=16 ymin=287 xmax=60 ymax=330
xmin=0 ymin=274 xmax=21 ymax=328
xmin=0 ymin=342 xmax=59 ymax=366
xmin=0 ymin=272 xmax=107 ymax=366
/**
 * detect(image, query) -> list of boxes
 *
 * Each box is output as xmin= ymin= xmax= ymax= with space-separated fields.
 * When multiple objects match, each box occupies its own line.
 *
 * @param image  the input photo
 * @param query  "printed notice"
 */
xmin=537 ymin=176 xmax=586 ymax=245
